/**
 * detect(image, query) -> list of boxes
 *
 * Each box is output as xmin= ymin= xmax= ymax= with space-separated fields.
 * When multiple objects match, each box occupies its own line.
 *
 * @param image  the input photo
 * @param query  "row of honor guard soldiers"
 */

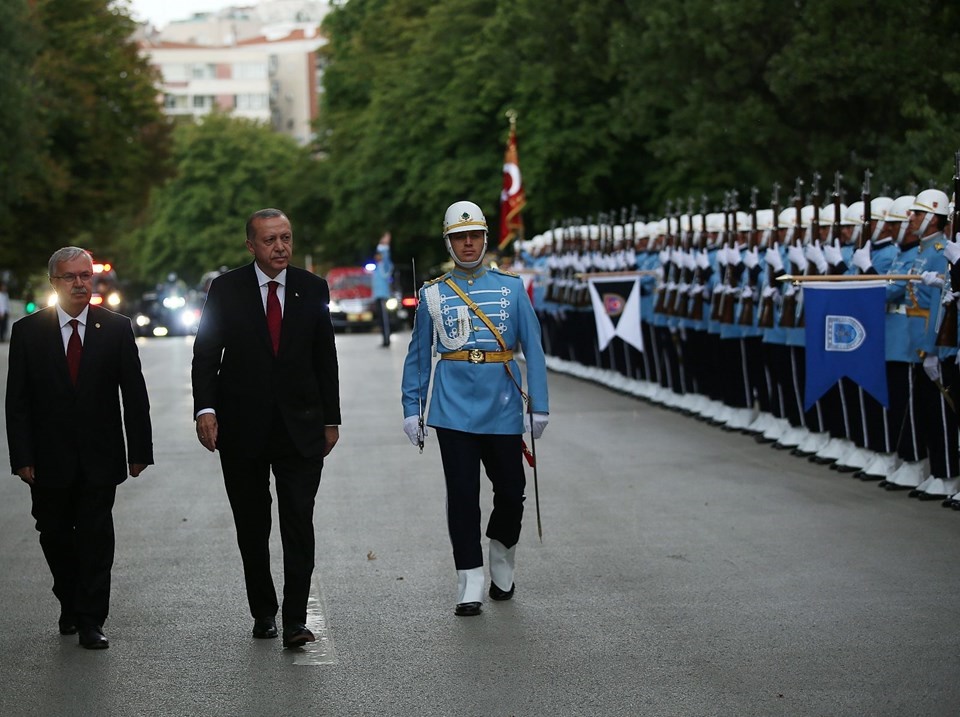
xmin=515 ymin=178 xmax=960 ymax=508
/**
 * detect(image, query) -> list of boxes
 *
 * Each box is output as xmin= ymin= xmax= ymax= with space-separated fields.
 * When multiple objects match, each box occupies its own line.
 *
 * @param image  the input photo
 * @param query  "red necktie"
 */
xmin=266 ymin=281 xmax=281 ymax=355
xmin=66 ymin=319 xmax=82 ymax=385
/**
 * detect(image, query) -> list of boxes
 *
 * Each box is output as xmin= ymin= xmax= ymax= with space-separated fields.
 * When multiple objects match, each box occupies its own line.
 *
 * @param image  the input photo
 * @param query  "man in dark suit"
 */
xmin=5 ymin=246 xmax=153 ymax=650
xmin=192 ymin=208 xmax=341 ymax=649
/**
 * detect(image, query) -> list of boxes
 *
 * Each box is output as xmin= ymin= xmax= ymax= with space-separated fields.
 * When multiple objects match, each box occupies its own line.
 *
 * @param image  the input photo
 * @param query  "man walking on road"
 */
xmin=401 ymin=200 xmax=549 ymax=617
xmin=372 ymin=231 xmax=394 ymax=347
xmin=192 ymin=208 xmax=341 ymax=649
xmin=5 ymin=247 xmax=153 ymax=650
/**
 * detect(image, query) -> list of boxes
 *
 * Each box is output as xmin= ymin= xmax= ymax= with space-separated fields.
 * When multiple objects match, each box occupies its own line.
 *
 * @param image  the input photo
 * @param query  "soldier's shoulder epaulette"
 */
xmin=490 ymin=267 xmax=520 ymax=278
xmin=422 ymin=273 xmax=448 ymax=288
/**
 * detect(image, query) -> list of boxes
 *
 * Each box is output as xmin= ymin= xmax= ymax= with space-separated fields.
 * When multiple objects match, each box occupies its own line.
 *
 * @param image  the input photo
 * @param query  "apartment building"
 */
xmin=139 ymin=25 xmax=325 ymax=146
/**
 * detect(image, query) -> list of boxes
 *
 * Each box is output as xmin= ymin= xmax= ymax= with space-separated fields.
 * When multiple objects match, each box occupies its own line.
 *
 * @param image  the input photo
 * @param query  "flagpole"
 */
xmin=778 ymin=273 xmax=938 ymax=283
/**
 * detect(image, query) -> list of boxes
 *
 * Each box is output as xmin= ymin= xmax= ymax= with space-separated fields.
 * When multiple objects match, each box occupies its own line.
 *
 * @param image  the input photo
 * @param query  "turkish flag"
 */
xmin=499 ymin=124 xmax=526 ymax=251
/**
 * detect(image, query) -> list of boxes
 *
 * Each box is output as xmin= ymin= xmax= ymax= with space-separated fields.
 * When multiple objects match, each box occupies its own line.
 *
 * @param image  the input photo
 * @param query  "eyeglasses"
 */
xmin=52 ymin=272 xmax=94 ymax=283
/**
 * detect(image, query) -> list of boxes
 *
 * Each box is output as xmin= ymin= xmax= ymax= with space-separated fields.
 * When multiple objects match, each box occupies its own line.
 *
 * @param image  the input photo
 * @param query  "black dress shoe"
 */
xmin=489 ymin=582 xmax=515 ymax=601
xmin=78 ymin=626 xmax=109 ymax=650
xmin=454 ymin=602 xmax=482 ymax=617
xmin=58 ymin=613 xmax=78 ymax=636
xmin=252 ymin=616 xmax=278 ymax=639
xmin=281 ymin=624 xmax=316 ymax=648
xmin=917 ymin=492 xmax=947 ymax=501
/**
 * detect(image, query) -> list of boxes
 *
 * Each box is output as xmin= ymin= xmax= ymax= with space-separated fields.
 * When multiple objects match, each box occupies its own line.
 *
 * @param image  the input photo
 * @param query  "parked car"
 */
xmin=325 ymin=266 xmax=409 ymax=333
xmin=132 ymin=288 xmax=202 ymax=337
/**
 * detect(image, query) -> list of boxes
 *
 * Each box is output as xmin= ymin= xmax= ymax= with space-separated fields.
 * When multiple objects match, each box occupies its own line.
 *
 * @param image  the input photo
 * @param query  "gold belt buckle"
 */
xmin=468 ymin=349 xmax=485 ymax=364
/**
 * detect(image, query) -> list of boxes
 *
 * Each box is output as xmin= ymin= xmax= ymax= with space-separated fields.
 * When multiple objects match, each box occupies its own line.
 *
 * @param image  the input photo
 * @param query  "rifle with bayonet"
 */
xmin=778 ymin=178 xmax=804 ymax=329
xmin=757 ymin=183 xmax=780 ymax=328
xmin=673 ymin=197 xmax=695 ymax=317
xmin=936 ymin=151 xmax=960 ymax=348
xmin=654 ymin=201 xmax=675 ymax=315
xmin=719 ymin=191 xmax=741 ymax=324
xmin=828 ymin=170 xmax=844 ymax=275
xmin=859 ymin=169 xmax=872 ymax=252
xmin=689 ymin=195 xmax=710 ymax=321
xmin=738 ymin=186 xmax=760 ymax=326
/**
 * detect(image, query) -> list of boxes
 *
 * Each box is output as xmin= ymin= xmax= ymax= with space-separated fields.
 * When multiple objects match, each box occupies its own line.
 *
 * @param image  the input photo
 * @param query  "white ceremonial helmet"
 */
xmin=868 ymin=196 xmax=894 ymax=241
xmin=910 ymin=188 xmax=950 ymax=216
xmin=909 ymin=188 xmax=949 ymax=237
xmin=818 ymin=202 xmax=847 ymax=225
xmin=442 ymin=200 xmax=488 ymax=269
xmin=755 ymin=208 xmax=775 ymax=231
xmin=886 ymin=195 xmax=916 ymax=244
xmin=842 ymin=201 xmax=864 ymax=225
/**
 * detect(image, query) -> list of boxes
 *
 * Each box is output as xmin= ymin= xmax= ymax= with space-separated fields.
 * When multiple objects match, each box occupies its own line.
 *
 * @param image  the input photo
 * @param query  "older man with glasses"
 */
xmin=5 ymin=246 xmax=153 ymax=649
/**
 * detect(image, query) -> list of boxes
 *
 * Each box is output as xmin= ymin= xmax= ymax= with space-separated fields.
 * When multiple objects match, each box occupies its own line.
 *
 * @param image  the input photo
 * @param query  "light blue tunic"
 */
xmin=401 ymin=267 xmax=549 ymax=435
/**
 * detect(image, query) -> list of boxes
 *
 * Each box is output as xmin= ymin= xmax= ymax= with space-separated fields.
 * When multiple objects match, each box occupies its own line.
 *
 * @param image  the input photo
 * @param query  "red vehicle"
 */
xmin=325 ymin=266 xmax=409 ymax=332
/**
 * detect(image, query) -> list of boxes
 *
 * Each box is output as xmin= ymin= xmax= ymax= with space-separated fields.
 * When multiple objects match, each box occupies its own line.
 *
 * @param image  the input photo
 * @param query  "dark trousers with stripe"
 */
xmin=436 ymin=428 xmax=526 ymax=570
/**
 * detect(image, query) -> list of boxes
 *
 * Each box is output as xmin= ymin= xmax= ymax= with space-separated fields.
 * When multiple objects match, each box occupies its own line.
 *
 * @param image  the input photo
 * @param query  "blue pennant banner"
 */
xmin=803 ymin=281 xmax=888 ymax=410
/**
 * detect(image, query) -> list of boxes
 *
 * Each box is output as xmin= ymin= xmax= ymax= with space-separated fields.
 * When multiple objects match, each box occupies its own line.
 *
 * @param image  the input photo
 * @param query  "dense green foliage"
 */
xmin=316 ymin=0 xmax=960 ymax=266
xmin=122 ymin=114 xmax=316 ymax=284
xmin=0 ymin=0 xmax=172 ymax=285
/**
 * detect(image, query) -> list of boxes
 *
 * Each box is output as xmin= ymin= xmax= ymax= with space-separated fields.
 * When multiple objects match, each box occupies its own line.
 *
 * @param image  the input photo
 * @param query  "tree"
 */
xmin=126 ymin=114 xmax=316 ymax=285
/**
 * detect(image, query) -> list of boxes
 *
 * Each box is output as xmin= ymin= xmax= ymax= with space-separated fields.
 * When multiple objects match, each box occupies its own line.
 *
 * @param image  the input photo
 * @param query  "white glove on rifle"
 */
xmin=761 ymin=285 xmax=777 ymax=299
xmin=804 ymin=241 xmax=829 ymax=274
xmin=764 ymin=243 xmax=784 ymax=273
xmin=695 ymin=249 xmax=710 ymax=270
xmin=944 ymin=235 xmax=960 ymax=264
xmin=851 ymin=245 xmax=872 ymax=272
xmin=658 ymin=248 xmax=670 ymax=266
xmin=823 ymin=239 xmax=843 ymax=267
xmin=726 ymin=245 xmax=743 ymax=266
xmin=942 ymin=289 xmax=959 ymax=305
xmin=403 ymin=415 xmax=427 ymax=446
xmin=921 ymin=270 xmax=944 ymax=288
xmin=523 ymin=412 xmax=549 ymax=439
xmin=682 ymin=251 xmax=696 ymax=271
xmin=743 ymin=246 xmax=759 ymax=269
xmin=923 ymin=355 xmax=941 ymax=383
xmin=787 ymin=244 xmax=809 ymax=271
xmin=740 ymin=285 xmax=754 ymax=300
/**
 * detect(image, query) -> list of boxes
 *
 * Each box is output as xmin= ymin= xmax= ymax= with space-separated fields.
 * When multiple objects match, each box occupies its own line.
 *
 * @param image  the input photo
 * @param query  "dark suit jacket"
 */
xmin=191 ymin=263 xmax=341 ymax=459
xmin=5 ymin=305 xmax=154 ymax=486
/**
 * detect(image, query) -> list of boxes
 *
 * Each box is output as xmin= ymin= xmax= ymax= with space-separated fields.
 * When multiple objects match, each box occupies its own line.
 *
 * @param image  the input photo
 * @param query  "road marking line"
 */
xmin=292 ymin=574 xmax=338 ymax=666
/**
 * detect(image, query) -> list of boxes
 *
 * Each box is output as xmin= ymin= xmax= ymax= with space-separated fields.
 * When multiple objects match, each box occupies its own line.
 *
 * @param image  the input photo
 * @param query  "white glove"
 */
xmin=743 ymin=246 xmax=759 ymax=269
xmin=761 ymin=285 xmax=777 ymax=299
xmin=658 ymin=248 xmax=670 ymax=266
xmin=852 ymin=245 xmax=872 ymax=272
xmin=690 ymin=284 xmax=704 ymax=295
xmin=726 ymin=246 xmax=743 ymax=266
xmin=682 ymin=252 xmax=696 ymax=271
xmin=942 ymin=289 xmax=959 ymax=305
xmin=804 ymin=241 xmax=828 ymax=274
xmin=921 ymin=270 xmax=944 ymax=288
xmin=403 ymin=415 xmax=427 ymax=446
xmin=695 ymin=249 xmax=710 ymax=270
xmin=823 ymin=239 xmax=843 ymax=266
xmin=944 ymin=237 xmax=960 ymax=264
xmin=524 ymin=412 xmax=549 ymax=439
xmin=716 ymin=249 xmax=728 ymax=267
xmin=740 ymin=285 xmax=754 ymax=300
xmin=764 ymin=243 xmax=784 ymax=273
xmin=923 ymin=355 xmax=941 ymax=383
xmin=787 ymin=244 xmax=809 ymax=271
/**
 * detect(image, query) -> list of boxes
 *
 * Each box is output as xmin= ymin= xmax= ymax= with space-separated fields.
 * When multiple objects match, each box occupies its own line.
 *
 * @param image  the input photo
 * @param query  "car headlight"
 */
xmin=107 ymin=292 xmax=122 ymax=307
xmin=162 ymin=296 xmax=186 ymax=309
xmin=135 ymin=315 xmax=151 ymax=327
xmin=385 ymin=297 xmax=399 ymax=311
xmin=328 ymin=300 xmax=341 ymax=312
xmin=180 ymin=309 xmax=200 ymax=327
xmin=152 ymin=326 xmax=169 ymax=337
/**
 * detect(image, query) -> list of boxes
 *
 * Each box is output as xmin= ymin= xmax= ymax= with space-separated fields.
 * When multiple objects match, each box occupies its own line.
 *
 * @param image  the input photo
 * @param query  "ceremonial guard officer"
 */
xmin=401 ymin=200 xmax=550 ymax=616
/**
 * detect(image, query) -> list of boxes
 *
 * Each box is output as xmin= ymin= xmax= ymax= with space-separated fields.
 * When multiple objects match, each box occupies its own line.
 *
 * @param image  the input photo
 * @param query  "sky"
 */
xmin=123 ymin=0 xmax=226 ymax=30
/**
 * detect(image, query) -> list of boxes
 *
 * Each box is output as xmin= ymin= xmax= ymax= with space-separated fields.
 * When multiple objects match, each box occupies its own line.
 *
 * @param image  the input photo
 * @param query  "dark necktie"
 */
xmin=67 ymin=319 xmax=82 ymax=385
xmin=266 ymin=281 xmax=281 ymax=355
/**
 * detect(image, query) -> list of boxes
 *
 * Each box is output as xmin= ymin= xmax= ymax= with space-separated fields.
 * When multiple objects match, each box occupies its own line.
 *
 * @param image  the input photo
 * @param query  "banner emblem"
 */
xmin=603 ymin=293 xmax=625 ymax=317
xmin=825 ymin=315 xmax=866 ymax=352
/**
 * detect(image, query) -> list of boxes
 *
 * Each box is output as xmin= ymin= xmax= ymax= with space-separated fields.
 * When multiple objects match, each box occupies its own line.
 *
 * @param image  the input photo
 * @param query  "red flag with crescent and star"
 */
xmin=499 ymin=122 xmax=526 ymax=251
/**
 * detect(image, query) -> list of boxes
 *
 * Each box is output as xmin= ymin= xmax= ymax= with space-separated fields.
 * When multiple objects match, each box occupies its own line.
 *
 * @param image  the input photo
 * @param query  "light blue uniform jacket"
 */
xmin=402 ymin=267 xmax=549 ymax=435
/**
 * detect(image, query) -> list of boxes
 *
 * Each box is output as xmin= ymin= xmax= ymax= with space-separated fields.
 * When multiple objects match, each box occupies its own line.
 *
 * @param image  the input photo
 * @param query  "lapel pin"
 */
xmin=95 ymin=323 xmax=101 ymax=329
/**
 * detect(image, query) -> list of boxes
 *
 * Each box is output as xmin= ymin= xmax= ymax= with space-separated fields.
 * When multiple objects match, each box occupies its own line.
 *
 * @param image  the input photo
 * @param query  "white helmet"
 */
xmin=869 ymin=196 xmax=894 ymax=222
xmin=818 ymin=202 xmax=847 ymax=225
xmin=886 ymin=195 xmax=915 ymax=244
xmin=442 ymin=200 xmax=488 ymax=268
xmin=886 ymin=195 xmax=915 ymax=222
xmin=910 ymin=188 xmax=950 ymax=216
xmin=842 ymin=201 xmax=864 ymax=226
xmin=868 ymin=196 xmax=894 ymax=241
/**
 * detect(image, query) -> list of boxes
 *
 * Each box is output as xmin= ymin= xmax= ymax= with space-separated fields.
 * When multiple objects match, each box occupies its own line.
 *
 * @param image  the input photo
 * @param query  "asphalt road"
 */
xmin=0 ymin=328 xmax=958 ymax=717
